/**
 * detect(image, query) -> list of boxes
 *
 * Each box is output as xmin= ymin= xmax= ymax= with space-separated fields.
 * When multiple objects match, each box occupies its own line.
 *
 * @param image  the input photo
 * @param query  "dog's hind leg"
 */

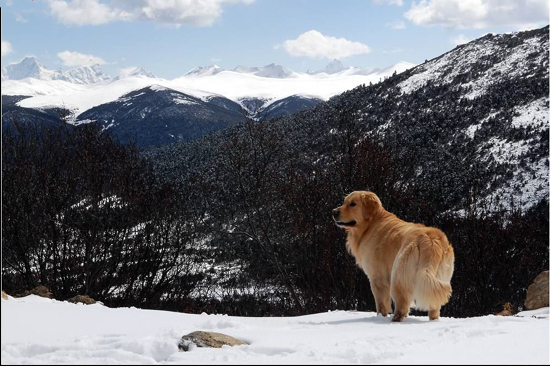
xmin=414 ymin=233 xmax=453 ymax=316
xmin=390 ymin=242 xmax=419 ymax=322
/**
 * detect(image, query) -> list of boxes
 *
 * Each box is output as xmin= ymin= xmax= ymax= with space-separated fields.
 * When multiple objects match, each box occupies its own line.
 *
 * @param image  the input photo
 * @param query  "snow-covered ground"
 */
xmin=1 ymin=295 xmax=548 ymax=364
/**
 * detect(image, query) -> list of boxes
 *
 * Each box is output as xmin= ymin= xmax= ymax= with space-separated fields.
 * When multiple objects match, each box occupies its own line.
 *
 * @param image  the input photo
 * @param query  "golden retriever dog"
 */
xmin=333 ymin=191 xmax=454 ymax=321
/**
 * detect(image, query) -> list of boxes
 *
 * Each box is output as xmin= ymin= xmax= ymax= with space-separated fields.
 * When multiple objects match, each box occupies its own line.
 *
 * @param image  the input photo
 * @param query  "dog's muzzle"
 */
xmin=332 ymin=208 xmax=356 ymax=227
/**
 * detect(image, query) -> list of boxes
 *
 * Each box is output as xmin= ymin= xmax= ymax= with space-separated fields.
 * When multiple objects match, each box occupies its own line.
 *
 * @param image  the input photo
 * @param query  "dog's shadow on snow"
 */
xmin=296 ymin=315 xmax=428 ymax=326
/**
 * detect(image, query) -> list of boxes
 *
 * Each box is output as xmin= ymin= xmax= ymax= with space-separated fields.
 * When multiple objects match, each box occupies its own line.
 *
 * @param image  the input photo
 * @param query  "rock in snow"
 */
xmin=179 ymin=331 xmax=247 ymax=351
xmin=525 ymin=271 xmax=549 ymax=310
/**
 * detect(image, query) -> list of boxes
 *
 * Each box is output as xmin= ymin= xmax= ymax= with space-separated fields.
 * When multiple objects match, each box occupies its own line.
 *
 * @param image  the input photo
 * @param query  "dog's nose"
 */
xmin=332 ymin=208 xmax=340 ymax=219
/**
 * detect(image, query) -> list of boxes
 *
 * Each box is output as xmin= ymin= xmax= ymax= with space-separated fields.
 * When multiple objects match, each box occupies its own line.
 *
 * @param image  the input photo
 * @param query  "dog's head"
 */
xmin=332 ymin=191 xmax=382 ymax=229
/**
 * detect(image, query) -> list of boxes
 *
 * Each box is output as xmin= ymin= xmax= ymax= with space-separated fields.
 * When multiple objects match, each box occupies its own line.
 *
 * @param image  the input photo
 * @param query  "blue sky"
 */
xmin=1 ymin=0 xmax=548 ymax=79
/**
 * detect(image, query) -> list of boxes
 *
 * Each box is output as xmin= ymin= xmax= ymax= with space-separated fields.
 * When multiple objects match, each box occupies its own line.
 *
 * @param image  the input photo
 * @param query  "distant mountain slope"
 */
xmin=76 ymin=85 xmax=245 ymax=146
xmin=2 ymin=95 xmax=69 ymax=131
xmin=261 ymin=95 xmax=323 ymax=119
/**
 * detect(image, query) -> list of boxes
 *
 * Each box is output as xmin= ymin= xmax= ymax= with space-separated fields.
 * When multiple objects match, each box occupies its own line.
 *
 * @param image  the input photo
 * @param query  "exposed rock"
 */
xmin=16 ymin=285 xmax=52 ymax=299
xmin=67 ymin=295 xmax=96 ymax=305
xmin=2 ymin=291 xmax=8 ymax=300
xmin=525 ymin=271 xmax=549 ymax=310
xmin=178 ymin=331 xmax=247 ymax=352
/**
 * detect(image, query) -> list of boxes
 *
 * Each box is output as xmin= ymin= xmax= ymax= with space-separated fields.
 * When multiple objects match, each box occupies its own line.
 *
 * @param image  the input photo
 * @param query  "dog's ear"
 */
xmin=361 ymin=192 xmax=381 ymax=221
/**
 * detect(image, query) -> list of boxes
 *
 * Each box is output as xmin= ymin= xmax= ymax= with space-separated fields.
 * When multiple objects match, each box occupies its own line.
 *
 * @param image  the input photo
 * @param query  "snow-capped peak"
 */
xmin=324 ymin=59 xmax=346 ymax=74
xmin=254 ymin=63 xmax=293 ymax=78
xmin=5 ymin=56 xmax=48 ymax=80
xmin=129 ymin=67 xmax=155 ymax=78
xmin=309 ymin=60 xmax=377 ymax=76
xmin=232 ymin=63 xmax=294 ymax=78
xmin=184 ymin=65 xmax=224 ymax=77
xmin=233 ymin=65 xmax=261 ymax=74
xmin=120 ymin=67 xmax=156 ymax=78
xmin=61 ymin=64 xmax=111 ymax=84
xmin=3 ymin=57 xmax=111 ymax=84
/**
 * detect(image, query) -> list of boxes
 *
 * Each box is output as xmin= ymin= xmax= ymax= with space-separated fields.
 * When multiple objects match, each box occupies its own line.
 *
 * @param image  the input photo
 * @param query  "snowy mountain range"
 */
xmin=307 ymin=59 xmax=379 ymax=76
xmin=1 ymin=57 xmax=416 ymax=146
xmin=2 ymin=56 xmax=111 ymax=84
xmin=185 ymin=61 xmax=380 ymax=79
xmin=184 ymin=63 xmax=296 ymax=78
xmin=4 ymin=56 xmax=412 ymax=146
xmin=1 ymin=57 xmax=414 ymax=116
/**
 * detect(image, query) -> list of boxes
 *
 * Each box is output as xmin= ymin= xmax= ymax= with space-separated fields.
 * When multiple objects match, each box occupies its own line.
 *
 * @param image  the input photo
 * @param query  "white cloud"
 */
xmin=282 ymin=30 xmax=371 ymax=60
xmin=452 ymin=34 xmax=471 ymax=45
xmin=404 ymin=0 xmax=549 ymax=29
xmin=49 ymin=0 xmax=124 ymax=26
xmin=386 ymin=20 xmax=406 ymax=29
xmin=49 ymin=0 xmax=254 ymax=27
xmin=14 ymin=12 xmax=28 ymax=23
xmin=57 ymin=51 xmax=106 ymax=67
xmin=2 ymin=40 xmax=13 ymax=57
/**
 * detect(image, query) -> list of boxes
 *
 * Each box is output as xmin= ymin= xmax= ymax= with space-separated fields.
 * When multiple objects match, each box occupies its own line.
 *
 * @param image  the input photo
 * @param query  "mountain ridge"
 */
xmin=2 ymin=59 xmax=415 ymax=121
xmin=2 ymin=56 xmax=111 ymax=84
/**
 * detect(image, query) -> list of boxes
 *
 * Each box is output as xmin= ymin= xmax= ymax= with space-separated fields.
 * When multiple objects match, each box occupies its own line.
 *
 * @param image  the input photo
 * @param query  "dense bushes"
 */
xmin=2 ymin=122 xmax=201 ymax=309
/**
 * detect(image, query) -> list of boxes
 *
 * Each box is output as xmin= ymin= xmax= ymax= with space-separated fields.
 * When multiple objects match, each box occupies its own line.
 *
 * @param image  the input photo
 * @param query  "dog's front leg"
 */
xmin=370 ymin=279 xmax=392 ymax=317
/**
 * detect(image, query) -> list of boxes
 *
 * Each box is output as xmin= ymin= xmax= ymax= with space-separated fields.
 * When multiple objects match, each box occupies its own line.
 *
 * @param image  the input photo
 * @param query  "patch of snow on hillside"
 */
xmin=173 ymin=98 xmax=199 ymax=106
xmin=149 ymin=84 xmax=169 ymax=92
xmin=481 ymin=157 xmax=549 ymax=212
xmin=511 ymin=97 xmax=549 ymax=128
xmin=71 ymin=118 xmax=96 ymax=126
xmin=462 ymin=37 xmax=548 ymax=100
xmin=486 ymin=136 xmax=532 ymax=165
xmin=399 ymin=31 xmax=547 ymax=97
xmin=398 ymin=41 xmax=499 ymax=94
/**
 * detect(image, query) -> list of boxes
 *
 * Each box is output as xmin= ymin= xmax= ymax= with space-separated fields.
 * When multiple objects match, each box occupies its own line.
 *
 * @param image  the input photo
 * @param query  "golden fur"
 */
xmin=333 ymin=191 xmax=455 ymax=321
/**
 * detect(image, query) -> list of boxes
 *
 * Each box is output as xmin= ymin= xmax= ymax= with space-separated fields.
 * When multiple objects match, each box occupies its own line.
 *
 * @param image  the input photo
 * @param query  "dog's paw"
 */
xmin=391 ymin=313 xmax=405 ymax=322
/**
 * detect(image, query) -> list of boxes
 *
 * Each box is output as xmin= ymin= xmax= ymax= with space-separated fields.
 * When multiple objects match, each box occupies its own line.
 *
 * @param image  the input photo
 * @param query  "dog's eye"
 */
xmin=350 ymin=202 xmax=356 ymax=207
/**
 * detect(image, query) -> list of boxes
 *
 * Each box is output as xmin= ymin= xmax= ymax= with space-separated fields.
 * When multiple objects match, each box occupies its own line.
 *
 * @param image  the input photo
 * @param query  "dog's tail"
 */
xmin=414 ymin=232 xmax=455 ymax=311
